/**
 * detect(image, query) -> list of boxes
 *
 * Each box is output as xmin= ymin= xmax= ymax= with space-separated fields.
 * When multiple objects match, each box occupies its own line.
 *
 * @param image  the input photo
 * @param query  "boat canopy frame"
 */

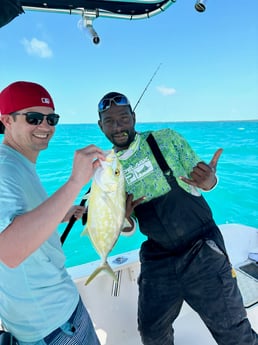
xmin=0 ymin=0 xmax=177 ymax=28
xmin=0 ymin=1 xmax=207 ymax=43
xmin=21 ymin=0 xmax=177 ymax=19
xmin=0 ymin=0 xmax=177 ymax=44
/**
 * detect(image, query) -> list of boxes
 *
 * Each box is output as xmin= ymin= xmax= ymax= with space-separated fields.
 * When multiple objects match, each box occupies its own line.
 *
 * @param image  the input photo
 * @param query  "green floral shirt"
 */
xmin=116 ymin=129 xmax=202 ymax=203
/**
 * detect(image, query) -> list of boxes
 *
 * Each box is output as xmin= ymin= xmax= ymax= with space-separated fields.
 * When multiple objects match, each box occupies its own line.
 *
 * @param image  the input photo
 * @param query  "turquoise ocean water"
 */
xmin=36 ymin=121 xmax=258 ymax=268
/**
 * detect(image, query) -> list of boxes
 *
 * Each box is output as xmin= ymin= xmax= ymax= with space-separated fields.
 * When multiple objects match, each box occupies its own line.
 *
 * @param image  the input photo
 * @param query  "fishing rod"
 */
xmin=133 ymin=62 xmax=162 ymax=112
xmin=61 ymin=187 xmax=90 ymax=245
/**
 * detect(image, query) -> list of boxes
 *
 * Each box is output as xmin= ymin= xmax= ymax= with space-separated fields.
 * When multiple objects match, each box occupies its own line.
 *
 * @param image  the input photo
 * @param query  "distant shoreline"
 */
xmin=60 ymin=119 xmax=258 ymax=125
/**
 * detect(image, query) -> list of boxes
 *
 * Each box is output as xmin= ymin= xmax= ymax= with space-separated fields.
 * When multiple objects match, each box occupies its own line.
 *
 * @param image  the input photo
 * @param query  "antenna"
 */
xmin=133 ymin=63 xmax=162 ymax=112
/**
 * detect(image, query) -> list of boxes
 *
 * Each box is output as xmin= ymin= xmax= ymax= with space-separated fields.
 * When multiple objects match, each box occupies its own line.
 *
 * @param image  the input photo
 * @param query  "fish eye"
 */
xmin=115 ymin=169 xmax=120 ymax=176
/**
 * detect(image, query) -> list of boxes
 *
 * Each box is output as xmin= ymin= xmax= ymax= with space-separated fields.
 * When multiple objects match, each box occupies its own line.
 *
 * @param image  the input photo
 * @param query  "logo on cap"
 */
xmin=41 ymin=97 xmax=50 ymax=104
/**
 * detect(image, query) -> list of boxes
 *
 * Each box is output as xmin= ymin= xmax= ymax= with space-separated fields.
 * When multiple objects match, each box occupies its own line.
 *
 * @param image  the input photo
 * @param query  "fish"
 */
xmin=81 ymin=150 xmax=127 ymax=285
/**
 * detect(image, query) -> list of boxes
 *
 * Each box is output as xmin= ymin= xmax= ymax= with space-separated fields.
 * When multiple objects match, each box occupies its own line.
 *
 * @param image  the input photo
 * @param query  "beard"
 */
xmin=111 ymin=130 xmax=136 ymax=150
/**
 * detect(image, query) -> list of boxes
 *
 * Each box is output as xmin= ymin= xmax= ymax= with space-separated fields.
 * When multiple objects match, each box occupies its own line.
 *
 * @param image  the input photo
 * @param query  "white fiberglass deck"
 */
xmin=68 ymin=224 xmax=258 ymax=345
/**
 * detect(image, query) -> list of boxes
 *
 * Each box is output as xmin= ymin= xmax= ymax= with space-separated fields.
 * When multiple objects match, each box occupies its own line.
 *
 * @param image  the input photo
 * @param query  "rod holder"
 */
xmin=111 ymin=270 xmax=122 ymax=297
xmin=83 ymin=16 xmax=100 ymax=44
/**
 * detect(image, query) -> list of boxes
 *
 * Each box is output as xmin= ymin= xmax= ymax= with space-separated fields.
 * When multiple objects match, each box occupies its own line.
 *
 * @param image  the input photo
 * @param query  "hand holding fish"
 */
xmin=125 ymin=193 xmax=145 ymax=219
xmin=180 ymin=148 xmax=223 ymax=191
xmin=62 ymin=205 xmax=86 ymax=222
xmin=70 ymin=145 xmax=106 ymax=187
xmin=122 ymin=193 xmax=145 ymax=233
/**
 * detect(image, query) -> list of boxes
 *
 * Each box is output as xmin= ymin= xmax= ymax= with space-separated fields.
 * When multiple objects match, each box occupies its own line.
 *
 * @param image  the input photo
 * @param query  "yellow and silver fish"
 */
xmin=82 ymin=150 xmax=126 ymax=285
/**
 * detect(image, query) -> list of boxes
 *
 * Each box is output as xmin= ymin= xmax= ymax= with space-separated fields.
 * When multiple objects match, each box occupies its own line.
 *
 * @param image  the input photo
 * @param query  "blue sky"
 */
xmin=0 ymin=0 xmax=257 ymax=123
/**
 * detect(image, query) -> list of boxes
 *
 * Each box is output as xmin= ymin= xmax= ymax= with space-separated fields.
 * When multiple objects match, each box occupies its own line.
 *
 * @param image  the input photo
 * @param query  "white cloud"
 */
xmin=156 ymin=85 xmax=176 ymax=96
xmin=21 ymin=38 xmax=53 ymax=58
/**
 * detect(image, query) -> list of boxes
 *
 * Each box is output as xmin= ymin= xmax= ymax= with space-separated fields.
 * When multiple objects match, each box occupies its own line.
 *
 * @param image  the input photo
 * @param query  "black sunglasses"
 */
xmin=98 ymin=95 xmax=130 ymax=113
xmin=13 ymin=112 xmax=60 ymax=126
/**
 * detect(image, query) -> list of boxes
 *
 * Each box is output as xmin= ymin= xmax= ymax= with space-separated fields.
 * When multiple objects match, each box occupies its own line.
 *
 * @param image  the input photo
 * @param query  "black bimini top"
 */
xmin=0 ymin=0 xmax=176 ymax=30
xmin=21 ymin=0 xmax=175 ymax=16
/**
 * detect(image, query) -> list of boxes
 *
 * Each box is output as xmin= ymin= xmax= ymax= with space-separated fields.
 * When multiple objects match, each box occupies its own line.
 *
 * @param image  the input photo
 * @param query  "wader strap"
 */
xmin=146 ymin=133 xmax=173 ymax=178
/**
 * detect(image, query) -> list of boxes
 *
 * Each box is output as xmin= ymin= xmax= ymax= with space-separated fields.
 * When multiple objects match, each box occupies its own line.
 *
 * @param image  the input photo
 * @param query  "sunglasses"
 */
xmin=98 ymin=95 xmax=130 ymax=113
xmin=13 ymin=112 xmax=60 ymax=126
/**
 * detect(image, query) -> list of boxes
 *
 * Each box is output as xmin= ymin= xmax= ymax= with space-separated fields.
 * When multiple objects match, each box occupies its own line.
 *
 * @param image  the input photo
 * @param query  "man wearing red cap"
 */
xmin=0 ymin=81 xmax=104 ymax=344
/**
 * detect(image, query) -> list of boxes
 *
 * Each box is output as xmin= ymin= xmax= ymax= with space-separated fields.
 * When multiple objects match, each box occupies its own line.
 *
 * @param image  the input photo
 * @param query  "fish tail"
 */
xmin=85 ymin=262 xmax=118 ymax=285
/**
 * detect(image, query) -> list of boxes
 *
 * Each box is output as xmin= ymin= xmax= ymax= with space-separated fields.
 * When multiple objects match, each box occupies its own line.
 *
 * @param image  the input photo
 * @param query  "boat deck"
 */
xmin=69 ymin=224 xmax=258 ymax=345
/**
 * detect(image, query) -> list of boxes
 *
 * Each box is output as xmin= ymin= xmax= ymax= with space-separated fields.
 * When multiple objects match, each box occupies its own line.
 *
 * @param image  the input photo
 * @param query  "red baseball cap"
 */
xmin=0 ymin=81 xmax=55 ymax=115
xmin=0 ymin=81 xmax=55 ymax=134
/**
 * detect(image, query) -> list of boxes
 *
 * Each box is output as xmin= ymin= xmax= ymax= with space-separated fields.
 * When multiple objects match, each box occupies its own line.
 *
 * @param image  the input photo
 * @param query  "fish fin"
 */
xmin=82 ymin=191 xmax=91 ymax=200
xmin=81 ymin=209 xmax=88 ymax=226
xmin=81 ymin=190 xmax=90 ymax=226
xmin=81 ymin=226 xmax=89 ymax=236
xmin=123 ymin=217 xmax=131 ymax=228
xmin=85 ymin=262 xmax=117 ymax=285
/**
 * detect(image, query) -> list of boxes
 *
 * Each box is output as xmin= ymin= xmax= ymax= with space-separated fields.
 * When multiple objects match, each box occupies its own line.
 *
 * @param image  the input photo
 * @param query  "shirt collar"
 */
xmin=116 ymin=132 xmax=140 ymax=160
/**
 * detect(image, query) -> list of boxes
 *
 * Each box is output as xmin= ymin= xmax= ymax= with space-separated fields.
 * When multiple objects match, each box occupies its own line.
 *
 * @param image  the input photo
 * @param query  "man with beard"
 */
xmin=97 ymin=91 xmax=258 ymax=345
